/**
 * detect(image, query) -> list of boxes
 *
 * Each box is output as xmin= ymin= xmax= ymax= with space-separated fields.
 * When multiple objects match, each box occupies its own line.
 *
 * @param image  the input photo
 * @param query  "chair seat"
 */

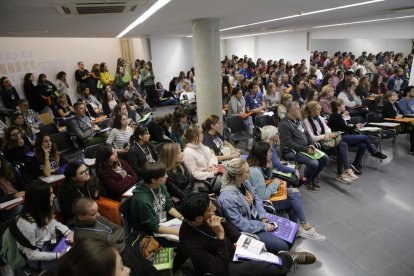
xmin=230 ymin=132 xmax=253 ymax=141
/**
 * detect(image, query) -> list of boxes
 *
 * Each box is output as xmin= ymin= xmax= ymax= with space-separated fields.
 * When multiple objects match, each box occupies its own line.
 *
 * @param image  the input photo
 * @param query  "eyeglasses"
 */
xmin=10 ymin=132 xmax=20 ymax=137
xmin=79 ymin=168 xmax=90 ymax=176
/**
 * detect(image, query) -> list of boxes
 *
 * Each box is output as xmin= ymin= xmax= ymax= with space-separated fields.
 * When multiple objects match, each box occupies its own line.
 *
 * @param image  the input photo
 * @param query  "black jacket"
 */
xmin=279 ymin=116 xmax=313 ymax=153
xmin=382 ymin=101 xmax=402 ymax=119
xmin=327 ymin=112 xmax=355 ymax=134
xmin=127 ymin=142 xmax=159 ymax=177
xmin=166 ymin=165 xmax=194 ymax=200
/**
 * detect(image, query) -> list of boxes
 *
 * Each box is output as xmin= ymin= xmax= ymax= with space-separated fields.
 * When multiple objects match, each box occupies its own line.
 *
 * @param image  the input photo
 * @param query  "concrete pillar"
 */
xmin=192 ymin=18 xmax=222 ymax=124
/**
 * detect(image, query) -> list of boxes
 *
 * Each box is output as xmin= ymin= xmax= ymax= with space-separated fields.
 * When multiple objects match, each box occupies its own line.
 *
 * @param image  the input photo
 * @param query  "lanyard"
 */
xmin=146 ymin=185 xmax=163 ymax=211
xmin=75 ymin=184 xmax=91 ymax=198
xmin=76 ymin=220 xmax=113 ymax=236
xmin=187 ymin=222 xmax=217 ymax=240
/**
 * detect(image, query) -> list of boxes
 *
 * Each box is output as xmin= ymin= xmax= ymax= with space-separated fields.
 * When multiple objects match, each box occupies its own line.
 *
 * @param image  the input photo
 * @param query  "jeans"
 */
xmin=229 ymin=254 xmax=293 ymax=276
xmin=341 ymin=134 xmax=376 ymax=166
xmin=272 ymin=188 xmax=307 ymax=223
xmin=27 ymin=243 xmax=59 ymax=271
xmin=295 ymin=152 xmax=329 ymax=184
xmin=243 ymin=116 xmax=254 ymax=148
xmin=256 ymin=231 xmax=290 ymax=254
xmin=336 ymin=141 xmax=350 ymax=175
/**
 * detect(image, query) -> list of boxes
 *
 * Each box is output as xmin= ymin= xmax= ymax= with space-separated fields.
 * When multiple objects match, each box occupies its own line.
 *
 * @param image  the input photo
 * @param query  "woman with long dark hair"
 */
xmin=2 ymin=126 xmax=32 ymax=163
xmin=32 ymin=132 xmax=60 ymax=177
xmin=16 ymin=180 xmax=73 ymax=270
xmin=96 ymin=144 xmax=137 ymax=201
xmin=140 ymin=61 xmax=157 ymax=108
xmin=24 ymin=72 xmax=45 ymax=113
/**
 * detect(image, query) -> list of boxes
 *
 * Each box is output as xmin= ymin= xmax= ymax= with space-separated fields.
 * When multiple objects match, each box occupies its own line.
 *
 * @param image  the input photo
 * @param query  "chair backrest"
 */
xmin=226 ymin=116 xmax=246 ymax=133
xmin=84 ymin=143 xmax=104 ymax=159
xmin=119 ymin=197 xmax=133 ymax=233
xmin=39 ymin=123 xmax=59 ymax=135
xmin=50 ymin=132 xmax=77 ymax=154
xmin=38 ymin=113 xmax=54 ymax=125
xmin=96 ymin=197 xmax=122 ymax=226
xmin=366 ymin=112 xmax=380 ymax=123
xmin=255 ymin=115 xmax=273 ymax=128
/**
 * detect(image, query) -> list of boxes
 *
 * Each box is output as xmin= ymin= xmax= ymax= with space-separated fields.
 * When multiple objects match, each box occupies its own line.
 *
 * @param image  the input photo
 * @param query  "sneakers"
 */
xmin=345 ymin=169 xmax=359 ymax=180
xmin=336 ymin=174 xmax=352 ymax=184
xmin=285 ymin=251 xmax=317 ymax=265
xmin=297 ymin=226 xmax=326 ymax=241
xmin=312 ymin=182 xmax=321 ymax=190
xmin=304 ymin=183 xmax=317 ymax=192
xmin=350 ymin=163 xmax=362 ymax=175
xmin=372 ymin=151 xmax=387 ymax=159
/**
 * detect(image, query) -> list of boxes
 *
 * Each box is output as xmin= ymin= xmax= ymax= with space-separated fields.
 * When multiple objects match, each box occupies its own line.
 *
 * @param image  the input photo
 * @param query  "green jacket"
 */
xmin=130 ymin=181 xmax=173 ymax=234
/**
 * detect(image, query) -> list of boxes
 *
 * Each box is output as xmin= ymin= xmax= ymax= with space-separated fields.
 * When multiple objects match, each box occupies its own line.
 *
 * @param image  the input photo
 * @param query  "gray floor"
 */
xmin=153 ymin=106 xmax=414 ymax=276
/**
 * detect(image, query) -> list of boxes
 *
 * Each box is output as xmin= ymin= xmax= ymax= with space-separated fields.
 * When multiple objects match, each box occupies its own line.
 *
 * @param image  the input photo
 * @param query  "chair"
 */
xmin=366 ymin=112 xmax=398 ymax=156
xmin=84 ymin=143 xmax=104 ymax=159
xmin=38 ymin=112 xmax=54 ymax=125
xmin=253 ymin=115 xmax=273 ymax=141
xmin=96 ymin=197 xmax=122 ymax=226
xmin=119 ymin=197 xmax=133 ymax=233
xmin=39 ymin=123 xmax=59 ymax=134
xmin=50 ymin=132 xmax=85 ymax=163
xmin=224 ymin=116 xmax=253 ymax=147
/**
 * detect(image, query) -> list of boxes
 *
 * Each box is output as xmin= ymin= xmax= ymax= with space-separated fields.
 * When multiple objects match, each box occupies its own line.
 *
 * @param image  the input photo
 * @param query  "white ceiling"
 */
xmin=1 ymin=0 xmax=413 ymax=38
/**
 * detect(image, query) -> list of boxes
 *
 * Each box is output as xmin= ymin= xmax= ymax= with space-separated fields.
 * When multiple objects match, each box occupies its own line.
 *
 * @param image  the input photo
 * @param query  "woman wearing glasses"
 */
xmin=2 ymin=126 xmax=33 ymax=163
xmin=57 ymin=161 xmax=101 ymax=225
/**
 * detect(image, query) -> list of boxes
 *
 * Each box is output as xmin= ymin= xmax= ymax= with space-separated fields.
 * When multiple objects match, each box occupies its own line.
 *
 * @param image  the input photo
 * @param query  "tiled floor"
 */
xmin=153 ymin=106 xmax=414 ymax=276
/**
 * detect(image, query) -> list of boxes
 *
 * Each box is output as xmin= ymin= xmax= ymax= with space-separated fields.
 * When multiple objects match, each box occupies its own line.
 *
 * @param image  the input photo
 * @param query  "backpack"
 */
xmin=0 ymin=218 xmax=37 ymax=269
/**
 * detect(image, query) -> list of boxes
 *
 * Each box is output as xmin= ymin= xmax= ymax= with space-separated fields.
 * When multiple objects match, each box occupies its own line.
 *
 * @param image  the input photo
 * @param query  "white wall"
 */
xmin=149 ymin=36 xmax=194 ymax=88
xmin=311 ymin=39 xmax=412 ymax=56
xmin=224 ymin=36 xmax=255 ymax=60
xmin=0 ymin=37 xmax=121 ymax=102
xmin=130 ymin=37 xmax=150 ymax=63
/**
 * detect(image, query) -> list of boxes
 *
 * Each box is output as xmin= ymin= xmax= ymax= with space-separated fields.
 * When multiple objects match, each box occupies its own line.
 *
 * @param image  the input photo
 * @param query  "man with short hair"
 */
xmin=279 ymin=101 xmax=329 ymax=192
xmin=74 ymin=61 xmax=91 ymax=90
xmin=245 ymin=83 xmax=266 ymax=115
xmin=1 ymin=77 xmax=20 ymax=110
xmin=387 ymin=67 xmax=408 ymax=97
xmin=79 ymin=87 xmax=103 ymax=116
xmin=335 ymin=70 xmax=353 ymax=97
xmin=17 ymin=99 xmax=42 ymax=130
xmin=239 ymin=62 xmax=253 ymax=79
xmin=179 ymin=192 xmax=316 ymax=276
xmin=72 ymin=197 xmax=158 ymax=276
xmin=399 ymin=86 xmax=414 ymax=115
xmin=66 ymin=101 xmax=108 ymax=146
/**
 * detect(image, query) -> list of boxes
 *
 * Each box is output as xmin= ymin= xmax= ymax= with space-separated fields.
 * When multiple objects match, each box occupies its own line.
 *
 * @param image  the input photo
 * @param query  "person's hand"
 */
xmin=14 ymin=191 xmax=25 ymax=198
xmin=323 ymin=133 xmax=330 ymax=141
xmin=171 ymin=196 xmax=180 ymax=203
xmin=261 ymin=217 xmax=268 ymax=223
xmin=265 ymin=223 xmax=276 ymax=232
xmin=42 ymin=146 xmax=50 ymax=158
xmin=344 ymin=111 xmax=350 ymax=117
xmin=307 ymin=145 xmax=316 ymax=155
xmin=68 ymin=106 xmax=74 ymax=112
xmin=206 ymin=215 xmax=225 ymax=240
xmin=94 ymin=125 xmax=101 ymax=131
xmin=356 ymin=123 xmax=363 ymax=129
xmin=18 ymin=137 xmax=25 ymax=146
xmin=208 ymin=193 xmax=216 ymax=201
xmin=396 ymin=114 xmax=403 ymax=119
xmin=66 ymin=231 xmax=74 ymax=244
xmin=232 ymin=151 xmax=241 ymax=158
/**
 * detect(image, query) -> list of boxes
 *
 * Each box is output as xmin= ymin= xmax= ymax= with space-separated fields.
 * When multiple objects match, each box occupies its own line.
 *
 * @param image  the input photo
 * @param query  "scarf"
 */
xmin=308 ymin=115 xmax=325 ymax=136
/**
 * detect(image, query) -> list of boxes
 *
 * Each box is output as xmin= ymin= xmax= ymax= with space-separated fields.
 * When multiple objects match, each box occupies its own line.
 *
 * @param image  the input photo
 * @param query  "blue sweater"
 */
xmin=398 ymin=98 xmax=414 ymax=115
xmin=249 ymin=166 xmax=279 ymax=200
xmin=271 ymin=145 xmax=296 ymax=174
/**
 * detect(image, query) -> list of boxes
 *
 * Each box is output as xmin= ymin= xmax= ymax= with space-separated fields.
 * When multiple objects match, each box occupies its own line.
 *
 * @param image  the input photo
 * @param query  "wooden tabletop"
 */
xmin=384 ymin=117 xmax=414 ymax=123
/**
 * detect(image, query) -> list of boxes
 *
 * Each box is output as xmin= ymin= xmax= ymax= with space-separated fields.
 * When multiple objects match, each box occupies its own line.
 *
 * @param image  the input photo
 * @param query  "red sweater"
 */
xmin=98 ymin=159 xmax=138 ymax=201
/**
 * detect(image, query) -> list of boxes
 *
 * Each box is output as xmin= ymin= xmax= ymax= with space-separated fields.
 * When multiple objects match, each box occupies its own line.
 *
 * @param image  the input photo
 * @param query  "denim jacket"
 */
xmin=218 ymin=180 xmax=267 ymax=234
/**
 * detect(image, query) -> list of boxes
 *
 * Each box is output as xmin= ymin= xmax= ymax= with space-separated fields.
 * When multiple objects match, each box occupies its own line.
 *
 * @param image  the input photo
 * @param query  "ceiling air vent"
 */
xmin=55 ymin=0 xmax=147 ymax=15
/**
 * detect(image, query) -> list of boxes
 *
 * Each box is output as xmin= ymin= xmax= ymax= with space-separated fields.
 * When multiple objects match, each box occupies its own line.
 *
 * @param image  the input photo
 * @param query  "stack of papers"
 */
xmin=154 ymin=218 xmax=182 ymax=242
xmin=233 ymin=234 xmax=282 ymax=265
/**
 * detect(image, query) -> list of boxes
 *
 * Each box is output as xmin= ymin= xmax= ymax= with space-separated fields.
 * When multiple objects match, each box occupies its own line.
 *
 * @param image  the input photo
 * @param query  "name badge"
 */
xmin=251 ymin=206 xmax=258 ymax=219
xmin=254 ymin=99 xmax=258 ymax=104
xmin=159 ymin=211 xmax=167 ymax=223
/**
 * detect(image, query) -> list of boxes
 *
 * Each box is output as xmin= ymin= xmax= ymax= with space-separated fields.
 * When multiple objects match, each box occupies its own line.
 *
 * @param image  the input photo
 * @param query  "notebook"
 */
xmin=267 ymin=214 xmax=298 ymax=243
xmin=300 ymin=149 xmax=326 ymax=160
xmin=153 ymin=247 xmax=174 ymax=270
xmin=52 ymin=237 xmax=72 ymax=253
xmin=269 ymin=181 xmax=287 ymax=202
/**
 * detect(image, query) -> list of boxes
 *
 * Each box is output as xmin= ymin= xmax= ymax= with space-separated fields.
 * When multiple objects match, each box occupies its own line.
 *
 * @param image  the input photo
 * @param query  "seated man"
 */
xmin=66 ymin=101 xmax=108 ymax=146
xmin=245 ymin=83 xmax=266 ymax=116
xmin=72 ymin=197 xmax=158 ymax=276
xmin=180 ymin=192 xmax=316 ymax=276
xmin=79 ymin=87 xmax=103 ymax=116
xmin=279 ymin=101 xmax=329 ymax=192
xmin=399 ymin=86 xmax=414 ymax=115
xmin=17 ymin=99 xmax=42 ymax=131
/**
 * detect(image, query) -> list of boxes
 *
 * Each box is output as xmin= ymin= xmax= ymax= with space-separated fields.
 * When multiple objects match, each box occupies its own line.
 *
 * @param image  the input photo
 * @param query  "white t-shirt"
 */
xmin=180 ymin=91 xmax=196 ymax=103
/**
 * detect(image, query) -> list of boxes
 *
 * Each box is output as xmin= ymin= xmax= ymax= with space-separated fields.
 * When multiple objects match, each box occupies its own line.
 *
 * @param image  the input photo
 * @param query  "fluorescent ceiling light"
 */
xmin=220 ymin=0 xmax=385 ymax=32
xmin=222 ymin=30 xmax=290 ymax=39
xmin=312 ymin=14 xmax=414 ymax=28
xmin=117 ymin=0 xmax=171 ymax=38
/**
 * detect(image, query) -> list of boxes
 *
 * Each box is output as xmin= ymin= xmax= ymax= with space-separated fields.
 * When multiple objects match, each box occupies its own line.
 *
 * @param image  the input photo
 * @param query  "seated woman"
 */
xmin=57 ymin=161 xmax=100 ymax=224
xmin=159 ymin=143 xmax=194 ymax=204
xmin=302 ymin=101 xmax=358 ymax=184
xmin=127 ymin=125 xmax=159 ymax=178
xmin=2 ymin=126 xmax=33 ymax=163
xmin=337 ymin=81 xmax=368 ymax=119
xmin=124 ymin=81 xmax=150 ymax=114
xmin=171 ymin=109 xmax=189 ymax=145
xmin=319 ymin=85 xmax=335 ymax=116
xmin=265 ymin=81 xmax=282 ymax=110
xmin=179 ymin=82 xmax=196 ymax=105
xmin=37 ymin=73 xmax=57 ymax=111
xmin=32 ymin=133 xmax=60 ymax=177
xmin=130 ymin=162 xmax=184 ymax=239
xmin=56 ymin=94 xmax=75 ymax=118
xmin=218 ymin=158 xmax=289 ymax=254
xmin=382 ymin=90 xmax=414 ymax=153
xmin=328 ymin=99 xmax=387 ymax=175
xmin=182 ymin=125 xmax=220 ymax=192
xmin=106 ymin=113 xmax=133 ymax=155
xmin=96 ymin=144 xmax=138 ymax=201
xmin=247 ymin=142 xmax=326 ymax=241
xmin=202 ymin=114 xmax=240 ymax=161
xmin=146 ymin=114 xmax=173 ymax=143
xmin=156 ymin=82 xmax=176 ymax=106
xmin=102 ymin=86 xmax=118 ymax=116
xmin=260 ymin=125 xmax=300 ymax=187
xmin=10 ymin=112 xmax=36 ymax=146
xmin=277 ymin=93 xmax=293 ymax=119
xmin=16 ymin=180 xmax=73 ymax=270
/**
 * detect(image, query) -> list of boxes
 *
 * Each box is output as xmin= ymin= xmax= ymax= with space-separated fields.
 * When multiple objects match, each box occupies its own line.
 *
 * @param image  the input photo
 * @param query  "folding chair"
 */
xmin=224 ymin=116 xmax=253 ymax=148
xmin=50 ymin=132 xmax=85 ymax=163
xmin=96 ymin=197 xmax=122 ymax=226
xmin=39 ymin=123 xmax=59 ymax=135
xmin=119 ymin=197 xmax=133 ymax=233
xmin=253 ymin=115 xmax=273 ymax=141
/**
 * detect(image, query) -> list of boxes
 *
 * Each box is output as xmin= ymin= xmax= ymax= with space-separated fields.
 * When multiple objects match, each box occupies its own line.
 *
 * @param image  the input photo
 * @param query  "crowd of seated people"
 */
xmin=0 ymin=50 xmax=412 ymax=275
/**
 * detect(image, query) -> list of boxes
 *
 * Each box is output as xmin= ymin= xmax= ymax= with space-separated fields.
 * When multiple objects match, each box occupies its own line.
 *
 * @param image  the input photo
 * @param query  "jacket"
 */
xmin=74 ymin=216 xmax=125 ymax=252
xmin=130 ymin=181 xmax=174 ymax=233
xmin=303 ymin=116 xmax=332 ymax=142
xmin=218 ymin=181 xmax=267 ymax=234
xmin=249 ymin=166 xmax=278 ymax=200
xmin=382 ymin=101 xmax=402 ymax=118
xmin=278 ymin=116 xmax=312 ymax=154
xmin=97 ymin=159 xmax=138 ymax=201
xmin=183 ymin=143 xmax=218 ymax=181
xmin=327 ymin=112 xmax=355 ymax=134
xmin=127 ymin=142 xmax=158 ymax=177
xmin=166 ymin=165 xmax=194 ymax=200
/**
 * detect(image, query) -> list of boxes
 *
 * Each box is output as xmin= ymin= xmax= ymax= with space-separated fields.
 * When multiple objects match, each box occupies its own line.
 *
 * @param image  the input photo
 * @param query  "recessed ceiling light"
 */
xmin=312 ymin=14 xmax=414 ymax=28
xmin=222 ymin=30 xmax=290 ymax=39
xmin=220 ymin=0 xmax=386 ymax=32
xmin=117 ymin=0 xmax=171 ymax=38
